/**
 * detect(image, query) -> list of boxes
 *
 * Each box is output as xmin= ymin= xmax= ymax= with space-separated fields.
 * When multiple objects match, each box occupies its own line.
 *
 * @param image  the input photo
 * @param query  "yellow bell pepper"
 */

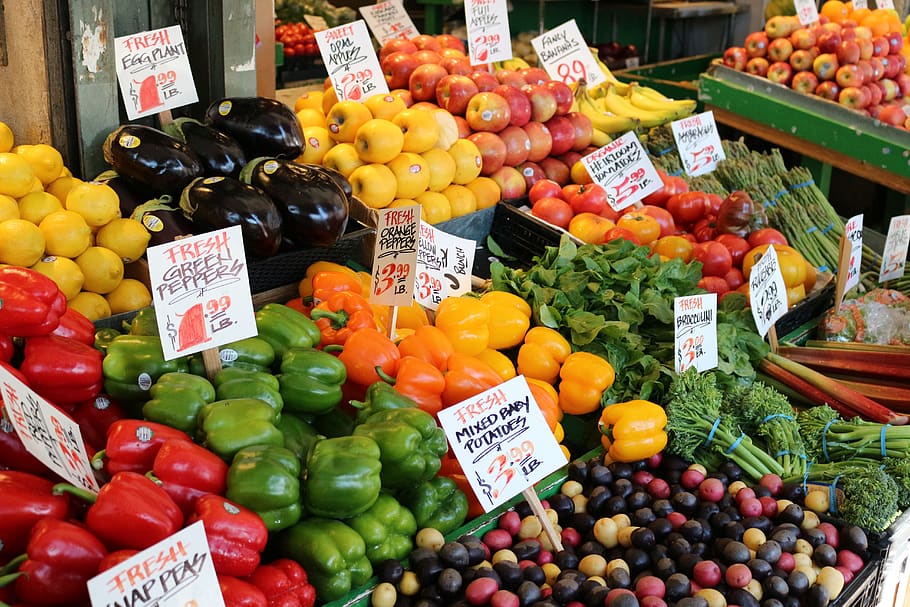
xmin=516 ymin=327 xmax=572 ymax=384
xmin=558 ymin=352 xmax=615 ymax=415
xmin=598 ymin=400 xmax=667 ymax=462
xmin=434 ymin=296 xmax=490 ymax=355
xmin=479 ymin=291 xmax=531 ymax=350
xmin=476 ymin=348 xmax=516 ymax=381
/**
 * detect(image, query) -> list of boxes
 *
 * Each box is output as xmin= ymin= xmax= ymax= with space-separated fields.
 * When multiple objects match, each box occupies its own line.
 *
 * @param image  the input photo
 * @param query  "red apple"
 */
xmin=382 ymin=52 xmax=421 ymax=90
xmin=469 ymin=70 xmax=500 ymax=92
xmin=440 ymin=56 xmax=473 ymax=76
xmin=878 ymin=103 xmax=908 ymax=126
xmin=869 ymin=57 xmax=885 ymax=81
xmin=745 ymin=31 xmax=770 ymax=57
xmin=411 ymin=34 xmax=442 ymax=52
xmin=768 ymin=38 xmax=794 ymax=63
xmin=767 ymin=61 xmax=794 ymax=84
xmin=409 ymin=63 xmax=449 ymax=101
xmin=519 ymin=67 xmax=550 ymax=85
xmin=834 ymin=42 xmax=859 ymax=68
xmin=565 ymin=111 xmax=593 ymax=151
xmin=467 ymin=131 xmax=508 ymax=175
xmin=812 ymin=53 xmax=840 ymax=80
xmin=817 ymin=31 xmax=843 ymax=54
xmin=881 ymin=55 xmax=901 ymax=80
xmin=453 ymin=115 xmax=471 ymax=138
xmin=499 ymin=125 xmax=531 ymax=166
xmin=857 ymin=59 xmax=874 ymax=82
xmin=885 ymin=31 xmax=904 ymax=55
xmin=539 ymin=156 xmax=571 ymax=185
xmin=413 ymin=49 xmax=442 ymax=65
xmin=495 ymin=69 xmax=527 ymax=88
xmin=517 ymin=161 xmax=547 ymax=190
xmin=557 ymin=151 xmax=584 ymax=170
xmin=859 ymin=85 xmax=873 ymax=107
xmin=838 ymin=85 xmax=867 ymax=109
xmin=465 ymin=91 xmax=512 ymax=132
xmin=867 ymin=81 xmax=884 ymax=105
xmin=439 ymin=47 xmax=467 ymax=60
xmin=895 ymin=73 xmax=910 ymax=97
xmin=522 ymin=84 xmax=558 ymax=123
xmin=857 ymin=37 xmax=875 ymax=60
xmin=789 ymin=49 xmax=816 ymax=72
xmin=790 ymin=70 xmax=819 ymax=94
xmin=723 ymin=46 xmax=749 ymax=70
xmin=815 ymin=80 xmax=841 ymax=100
xmin=789 ymin=27 xmax=817 ymax=50
xmin=545 ymin=115 xmax=576 ymax=156
xmin=892 ymin=53 xmax=907 ymax=75
xmin=544 ymin=80 xmax=575 ymax=115
xmin=490 ymin=165 xmax=527 ymax=199
xmin=835 ymin=64 xmax=863 ymax=88
xmin=746 ymin=56 xmax=770 ymax=76
xmin=822 ymin=21 xmax=843 ymax=33
xmin=876 ymin=78 xmax=901 ymax=101
xmin=523 ymin=121 xmax=553 ymax=162
xmin=871 ymin=36 xmax=889 ymax=58
xmin=380 ymin=39 xmax=419 ymax=61
xmin=435 ymin=74 xmax=479 ymax=115
xmin=493 ymin=84 xmax=533 ymax=127
xmin=437 ymin=34 xmax=466 ymax=53
xmin=390 ymin=88 xmax=414 ymax=107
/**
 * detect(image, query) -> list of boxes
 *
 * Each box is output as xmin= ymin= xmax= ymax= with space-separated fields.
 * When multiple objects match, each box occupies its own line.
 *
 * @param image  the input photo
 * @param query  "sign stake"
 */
xmin=202 ymin=348 xmax=223 ymax=383
xmin=833 ymin=232 xmax=853 ymax=311
xmin=522 ymin=487 xmax=564 ymax=552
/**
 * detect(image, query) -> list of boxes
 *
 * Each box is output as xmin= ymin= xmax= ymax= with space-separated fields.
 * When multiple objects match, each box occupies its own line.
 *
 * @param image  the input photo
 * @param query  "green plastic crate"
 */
xmin=615 ymin=53 xmax=721 ymax=105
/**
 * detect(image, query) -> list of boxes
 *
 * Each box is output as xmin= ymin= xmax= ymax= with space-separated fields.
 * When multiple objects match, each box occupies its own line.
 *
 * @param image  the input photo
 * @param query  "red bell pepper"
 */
xmin=0 ymin=267 xmax=64 ymax=337
xmin=390 ymin=356 xmax=445 ymax=418
xmin=49 ymin=308 xmax=96 ymax=346
xmin=247 ymin=558 xmax=317 ymax=607
xmin=11 ymin=518 xmax=107 ymax=607
xmin=19 ymin=334 xmax=104 ymax=406
xmin=54 ymin=471 xmax=184 ymax=551
xmin=186 ymin=494 xmax=268 ymax=577
xmin=69 ymin=394 xmax=126 ymax=453
xmin=97 ymin=549 xmax=139 ymax=572
xmin=440 ymin=352 xmax=504 ymax=408
xmin=0 ymin=471 xmax=70 ymax=564
xmin=92 ymin=419 xmax=191 ymax=475
xmin=0 ymin=404 xmax=52 ymax=478
xmin=219 ymin=575 xmax=268 ymax=607
xmin=310 ymin=290 xmax=377 ymax=347
xmin=0 ymin=335 xmax=13 ymax=363
xmin=151 ymin=439 xmax=229 ymax=517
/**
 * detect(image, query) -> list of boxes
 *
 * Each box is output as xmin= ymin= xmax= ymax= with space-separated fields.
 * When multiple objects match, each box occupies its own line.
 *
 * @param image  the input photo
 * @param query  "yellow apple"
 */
xmin=349 ymin=163 xmax=398 ymax=209
xmin=296 ymin=126 xmax=334 ymax=164
xmin=420 ymin=148 xmax=457 ymax=192
xmin=296 ymin=108 xmax=326 ymax=129
xmin=386 ymin=152 xmax=431 ymax=199
xmin=321 ymin=86 xmax=339 ymax=115
xmin=392 ymin=108 xmax=440 ymax=153
xmin=415 ymin=191 xmax=452 ymax=224
xmin=432 ymin=109 xmax=460 ymax=151
xmin=322 ymin=143 xmax=364 ymax=178
xmin=325 ymin=100 xmax=373 ymax=143
xmin=465 ymin=176 xmax=501 ymax=210
xmin=441 ymin=184 xmax=478 ymax=218
xmin=447 ymin=138 xmax=483 ymax=185
xmin=354 ymin=118 xmax=405 ymax=164
xmin=294 ymin=90 xmax=324 ymax=112
xmin=364 ymin=93 xmax=408 ymax=121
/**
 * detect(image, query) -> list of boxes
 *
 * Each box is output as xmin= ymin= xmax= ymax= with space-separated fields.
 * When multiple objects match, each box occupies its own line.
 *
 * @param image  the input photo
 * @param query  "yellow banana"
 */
xmin=588 ymin=49 xmax=634 ymax=95
xmin=635 ymin=85 xmax=672 ymax=102
xmin=576 ymin=83 xmax=641 ymax=135
xmin=590 ymin=127 xmax=612 ymax=147
xmin=629 ymin=88 xmax=697 ymax=116
xmin=601 ymin=86 xmax=680 ymax=128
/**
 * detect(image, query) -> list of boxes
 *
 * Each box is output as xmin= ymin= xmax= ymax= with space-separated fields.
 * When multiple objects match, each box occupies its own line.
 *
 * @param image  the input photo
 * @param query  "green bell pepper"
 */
xmin=353 ymin=407 xmax=447 ymax=490
xmin=226 ymin=444 xmax=302 ymax=532
xmin=276 ymin=413 xmax=324 ymax=462
xmin=311 ymin=407 xmax=356 ymax=438
xmin=303 ymin=435 xmax=381 ymax=519
xmin=214 ymin=368 xmax=283 ymax=414
xmin=352 ymin=381 xmax=419 ymax=424
xmin=188 ymin=336 xmax=276 ymax=375
xmin=128 ymin=306 xmax=159 ymax=335
xmin=213 ymin=366 xmax=280 ymax=391
xmin=94 ymin=327 xmax=121 ymax=354
xmin=398 ymin=476 xmax=469 ymax=535
xmin=278 ymin=347 xmax=346 ymax=415
xmin=103 ymin=334 xmax=189 ymax=406
xmin=255 ymin=303 xmax=320 ymax=360
xmin=142 ymin=372 xmax=216 ymax=436
xmin=197 ymin=398 xmax=284 ymax=461
xmin=346 ymin=493 xmax=416 ymax=565
xmin=279 ymin=517 xmax=372 ymax=602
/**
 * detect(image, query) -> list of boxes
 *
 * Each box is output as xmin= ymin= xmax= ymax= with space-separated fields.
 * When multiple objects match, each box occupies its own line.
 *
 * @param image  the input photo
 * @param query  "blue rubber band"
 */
xmin=656 ymin=146 xmax=675 ymax=157
xmin=705 ymin=418 xmax=722 ymax=447
xmin=775 ymin=450 xmax=809 ymax=460
xmin=790 ymin=180 xmax=814 ymax=190
xmin=821 ymin=419 xmax=836 ymax=463
xmin=764 ymin=198 xmax=776 ymax=208
xmin=763 ymin=414 xmax=794 ymax=423
xmin=807 ymin=226 xmax=819 ymax=234
xmin=775 ymin=189 xmax=787 ymax=200
xmin=670 ymin=170 xmax=684 ymax=177
xmin=829 ymin=475 xmax=842 ymax=515
xmin=882 ymin=424 xmax=891 ymax=458
xmin=821 ymin=223 xmax=835 ymax=234
xmin=725 ymin=433 xmax=746 ymax=454
xmin=802 ymin=462 xmax=813 ymax=495
xmin=818 ymin=265 xmax=830 ymax=273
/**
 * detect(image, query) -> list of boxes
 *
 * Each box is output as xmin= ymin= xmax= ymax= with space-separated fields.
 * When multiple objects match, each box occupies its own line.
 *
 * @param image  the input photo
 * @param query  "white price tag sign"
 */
xmin=876 ymin=0 xmax=895 ymax=9
xmin=748 ymin=244 xmax=789 ymax=337
xmin=843 ymin=214 xmax=864 ymax=293
xmin=438 ymin=376 xmax=567 ymax=512
xmin=88 ymin=521 xmax=223 ymax=607
xmin=360 ymin=0 xmax=419 ymax=45
xmin=0 ymin=365 xmax=98 ymax=491
xmin=674 ymin=293 xmax=718 ymax=373
xmin=879 ymin=214 xmax=910 ymax=283
xmin=530 ymin=20 xmax=605 ymax=87
xmin=671 ymin=111 xmax=726 ymax=177
xmin=465 ymin=0 xmax=512 ymax=66
xmin=371 ymin=206 xmax=420 ymax=306
xmin=415 ymin=221 xmax=477 ymax=310
xmin=581 ymin=132 xmax=663 ymax=212
xmin=852 ymin=0 xmax=867 ymax=9
xmin=114 ymin=26 xmax=199 ymax=120
xmin=316 ymin=20 xmax=389 ymax=101
xmin=146 ymin=225 xmax=257 ymax=361
xmin=794 ymin=0 xmax=820 ymax=24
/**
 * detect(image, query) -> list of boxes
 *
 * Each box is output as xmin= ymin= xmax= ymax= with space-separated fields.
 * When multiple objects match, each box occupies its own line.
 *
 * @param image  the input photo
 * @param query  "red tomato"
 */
xmin=692 ymin=216 xmax=718 ymax=243
xmin=693 ymin=241 xmax=733 ymax=277
xmin=642 ymin=172 xmax=688 ymax=207
xmin=748 ymin=228 xmax=789 ymax=248
xmin=652 ymin=235 xmax=694 ymax=262
xmin=529 ymin=179 xmax=564 ymax=204
xmin=531 ymin=197 xmax=574 ymax=229
xmin=617 ymin=212 xmax=661 ymax=246
xmin=562 ymin=183 xmax=582 ymax=199
xmin=715 ymin=233 xmax=751 ymax=268
xmin=698 ymin=275 xmax=730 ymax=295
xmin=604 ymin=226 xmax=642 ymax=246
xmin=568 ymin=184 xmax=607 ymax=215
xmin=640 ymin=205 xmax=676 ymax=238
xmin=293 ymin=43 xmax=307 ymax=56
xmin=666 ymin=191 xmax=708 ymax=226
xmin=283 ymin=46 xmax=297 ymax=57
xmin=599 ymin=204 xmax=620 ymax=222
xmin=706 ymin=193 xmax=724 ymax=216
xmin=723 ymin=266 xmax=745 ymax=291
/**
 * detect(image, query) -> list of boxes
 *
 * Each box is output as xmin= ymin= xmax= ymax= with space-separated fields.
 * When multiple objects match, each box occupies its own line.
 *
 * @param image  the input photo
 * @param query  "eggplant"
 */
xmin=129 ymin=197 xmax=196 ymax=248
xmin=94 ymin=171 xmax=153 ymax=218
xmin=204 ymin=97 xmax=304 ymax=160
xmin=164 ymin=118 xmax=247 ymax=178
xmin=179 ymin=177 xmax=283 ymax=258
xmin=298 ymin=163 xmax=353 ymax=200
xmin=103 ymin=124 xmax=203 ymax=195
xmin=240 ymin=158 xmax=348 ymax=248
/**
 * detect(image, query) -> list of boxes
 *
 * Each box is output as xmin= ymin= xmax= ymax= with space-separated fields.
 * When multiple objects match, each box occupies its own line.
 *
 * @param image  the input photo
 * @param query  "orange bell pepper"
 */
xmin=441 ymin=352 xmax=503 ymax=408
xmin=526 ymin=377 xmax=562 ymax=430
xmin=311 ymin=271 xmax=364 ymax=304
xmin=298 ymin=262 xmax=357 ymax=300
xmin=336 ymin=328 xmax=401 ymax=387
xmin=310 ymin=290 xmax=377 ymax=347
xmin=391 ymin=356 xmax=446 ymax=417
xmin=397 ymin=325 xmax=454 ymax=371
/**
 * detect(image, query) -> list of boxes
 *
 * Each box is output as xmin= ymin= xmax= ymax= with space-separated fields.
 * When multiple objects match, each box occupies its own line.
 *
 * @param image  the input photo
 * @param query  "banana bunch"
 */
xmin=574 ymin=80 xmax=640 ymax=145
xmin=492 ymin=57 xmax=531 ymax=71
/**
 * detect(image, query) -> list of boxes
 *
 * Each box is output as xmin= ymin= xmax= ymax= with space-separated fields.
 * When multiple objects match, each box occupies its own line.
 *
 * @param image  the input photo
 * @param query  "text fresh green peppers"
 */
xmin=255 ymin=303 xmax=320 ymax=359
xmin=197 ymin=398 xmax=284 ymax=461
xmin=279 ymin=517 xmax=372 ymax=602
xmin=353 ymin=381 xmax=419 ymax=424
xmin=214 ymin=368 xmax=283 ymax=413
xmin=278 ymin=347 xmax=346 ymax=415
xmin=142 ymin=372 xmax=216 ymax=436
xmin=226 ymin=444 xmax=301 ymax=532
xmin=103 ymin=334 xmax=188 ymax=405
xmin=276 ymin=413 xmax=324 ymax=462
xmin=303 ymin=435 xmax=381 ymax=518
xmin=189 ymin=336 xmax=276 ymax=375
xmin=398 ymin=476 xmax=469 ymax=535
xmin=346 ymin=493 xmax=416 ymax=565
xmin=353 ymin=407 xmax=447 ymax=490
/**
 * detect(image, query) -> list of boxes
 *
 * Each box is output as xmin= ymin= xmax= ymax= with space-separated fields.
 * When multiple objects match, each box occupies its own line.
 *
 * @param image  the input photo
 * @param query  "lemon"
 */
xmin=0 ymin=218 xmax=45 ymax=266
xmin=39 ymin=210 xmax=93 ymax=258
xmin=46 ymin=175 xmax=82 ymax=204
xmin=0 ymin=152 xmax=36 ymax=198
xmin=68 ymin=291 xmax=112 ymax=321
xmin=0 ymin=194 xmax=20 ymax=221
xmin=31 ymin=256 xmax=85 ymax=300
xmin=0 ymin=121 xmax=13 ymax=153
xmin=75 ymin=246 xmax=124 ymax=294
xmin=94 ymin=217 xmax=151 ymax=263
xmin=65 ymin=181 xmax=120 ymax=227
xmin=18 ymin=191 xmax=63 ymax=225
xmin=15 ymin=144 xmax=64 ymax=185
xmin=105 ymin=278 xmax=152 ymax=315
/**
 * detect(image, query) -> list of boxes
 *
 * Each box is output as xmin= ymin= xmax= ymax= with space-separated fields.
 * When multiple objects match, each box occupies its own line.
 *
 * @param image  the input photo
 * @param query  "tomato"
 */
xmin=284 ymin=46 xmax=297 ymax=57
xmin=293 ymin=43 xmax=307 ymax=56
xmin=747 ymin=227 xmax=788 ymax=248
xmin=706 ymin=193 xmax=724 ymax=216
xmin=714 ymin=233 xmax=751 ymax=268
xmin=741 ymin=244 xmax=806 ymax=288
xmin=640 ymin=205 xmax=676 ymax=238
xmin=723 ymin=267 xmax=745 ymax=291
xmin=568 ymin=213 xmax=615 ymax=244
xmin=531 ymin=196 xmax=574 ymax=229
xmin=666 ymin=191 xmax=708 ymax=226
xmin=529 ymin=179 xmax=564 ymax=204
xmin=698 ymin=275 xmax=730 ymax=295
xmin=652 ymin=235 xmax=694 ymax=262
xmin=803 ymin=260 xmax=818 ymax=293
xmin=693 ymin=241 xmax=733 ymax=277
xmin=617 ymin=211 xmax=661 ymax=246
xmin=561 ymin=183 xmax=581 ymax=199
xmin=603 ymin=226 xmax=642 ymax=246
xmin=599 ymin=204 xmax=620 ymax=222
xmin=787 ymin=283 xmax=807 ymax=307
xmin=641 ymin=171 xmax=688 ymax=207
xmin=568 ymin=183 xmax=607 ymax=215
xmin=692 ymin=216 xmax=718 ymax=243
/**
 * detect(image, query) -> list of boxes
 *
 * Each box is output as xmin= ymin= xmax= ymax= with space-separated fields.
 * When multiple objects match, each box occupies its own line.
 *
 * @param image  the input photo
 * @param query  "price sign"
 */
xmin=88 ymin=521 xmax=223 ymax=607
xmin=748 ymin=244 xmax=789 ymax=337
xmin=438 ymin=376 xmax=567 ymax=512
xmin=304 ymin=14 xmax=329 ymax=30
xmin=674 ymin=293 xmax=718 ymax=373
xmin=843 ymin=214 xmax=864 ymax=293
xmin=671 ymin=111 xmax=726 ymax=177
xmin=879 ymin=214 xmax=910 ymax=283
xmin=852 ymin=0 xmax=867 ymax=9
xmin=114 ymin=25 xmax=199 ymax=120
xmin=530 ymin=20 xmax=605 ymax=87
xmin=360 ymin=0 xmax=419 ymax=45
xmin=794 ymin=0 xmax=820 ymax=24
xmin=415 ymin=221 xmax=477 ymax=310
xmin=146 ymin=225 xmax=257 ymax=361
xmin=0 ymin=365 xmax=98 ymax=492
xmin=876 ymin=0 xmax=895 ymax=9
xmin=581 ymin=132 xmax=662 ymax=212
xmin=316 ymin=20 xmax=389 ymax=102
xmin=371 ymin=206 xmax=420 ymax=306
xmin=465 ymin=0 xmax=512 ymax=66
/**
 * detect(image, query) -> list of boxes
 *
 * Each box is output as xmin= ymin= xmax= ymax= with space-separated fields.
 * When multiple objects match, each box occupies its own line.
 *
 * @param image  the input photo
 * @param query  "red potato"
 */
xmin=483 ymin=528 xmax=513 ymax=552
xmin=498 ymin=510 xmax=521 ymax=536
xmin=725 ymin=563 xmax=753 ymax=589
xmin=648 ymin=478 xmax=671 ymax=500
xmin=635 ymin=575 xmax=666 ymax=599
xmin=759 ymin=473 xmax=784 ymax=495
xmin=698 ymin=477 xmax=726 ymax=502
xmin=693 ymin=559 xmax=722 ymax=587
xmin=837 ymin=549 xmax=865 ymax=573
xmin=681 ymin=469 xmax=705 ymax=489
xmin=490 ymin=589 xmax=520 ymax=607
xmin=465 ymin=577 xmax=499 ymax=606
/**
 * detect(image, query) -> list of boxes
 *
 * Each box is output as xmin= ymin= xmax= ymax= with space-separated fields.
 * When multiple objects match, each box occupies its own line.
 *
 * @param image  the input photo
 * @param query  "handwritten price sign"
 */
xmin=749 ymin=245 xmax=789 ymax=337
xmin=794 ymin=0 xmax=820 ymax=24
xmin=371 ymin=206 xmax=419 ymax=306
xmin=415 ymin=221 xmax=476 ymax=310
xmin=843 ymin=214 xmax=864 ymax=294
xmin=360 ymin=0 xmax=419 ymax=45
xmin=465 ymin=0 xmax=512 ymax=65
xmin=316 ymin=20 xmax=388 ymax=101
xmin=531 ymin=20 xmax=605 ymax=87
xmin=674 ymin=294 xmax=718 ymax=373
xmin=879 ymin=215 xmax=910 ymax=283
xmin=581 ymin=132 xmax=662 ymax=212
xmin=438 ymin=376 xmax=567 ymax=512
xmin=671 ymin=111 xmax=726 ymax=177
